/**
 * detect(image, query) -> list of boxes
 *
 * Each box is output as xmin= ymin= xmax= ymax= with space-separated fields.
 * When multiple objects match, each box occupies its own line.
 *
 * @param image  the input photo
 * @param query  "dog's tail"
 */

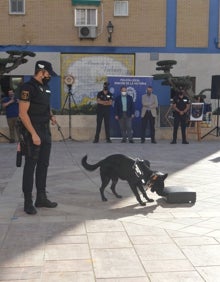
xmin=81 ymin=155 xmax=102 ymax=171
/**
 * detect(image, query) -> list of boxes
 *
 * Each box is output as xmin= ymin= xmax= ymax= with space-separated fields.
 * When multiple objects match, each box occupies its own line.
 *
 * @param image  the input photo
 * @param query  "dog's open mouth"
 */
xmin=145 ymin=182 xmax=155 ymax=192
xmin=144 ymin=172 xmax=167 ymax=197
xmin=145 ymin=179 xmax=154 ymax=190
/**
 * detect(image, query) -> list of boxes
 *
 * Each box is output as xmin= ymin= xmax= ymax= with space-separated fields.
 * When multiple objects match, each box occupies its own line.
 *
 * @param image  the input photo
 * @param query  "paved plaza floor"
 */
xmin=0 ymin=138 xmax=220 ymax=281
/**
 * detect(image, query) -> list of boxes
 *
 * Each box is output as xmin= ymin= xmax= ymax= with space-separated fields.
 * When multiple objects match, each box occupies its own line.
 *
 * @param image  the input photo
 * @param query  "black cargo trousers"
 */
xmin=22 ymin=122 xmax=51 ymax=196
xmin=94 ymin=108 xmax=111 ymax=141
xmin=172 ymin=113 xmax=188 ymax=142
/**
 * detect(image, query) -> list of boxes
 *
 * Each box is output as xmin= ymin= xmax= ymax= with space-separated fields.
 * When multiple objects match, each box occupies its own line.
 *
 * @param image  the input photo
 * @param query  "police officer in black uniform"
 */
xmin=170 ymin=88 xmax=190 ymax=144
xmin=93 ymin=82 xmax=113 ymax=143
xmin=19 ymin=60 xmax=58 ymax=215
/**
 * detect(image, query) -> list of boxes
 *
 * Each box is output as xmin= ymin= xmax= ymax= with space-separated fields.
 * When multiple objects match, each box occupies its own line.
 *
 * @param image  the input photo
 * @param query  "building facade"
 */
xmin=0 ymin=0 xmax=220 ymax=113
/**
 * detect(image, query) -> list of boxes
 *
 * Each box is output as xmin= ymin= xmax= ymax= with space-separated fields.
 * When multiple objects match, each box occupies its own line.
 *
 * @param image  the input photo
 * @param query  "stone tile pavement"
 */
xmin=0 ymin=138 xmax=220 ymax=281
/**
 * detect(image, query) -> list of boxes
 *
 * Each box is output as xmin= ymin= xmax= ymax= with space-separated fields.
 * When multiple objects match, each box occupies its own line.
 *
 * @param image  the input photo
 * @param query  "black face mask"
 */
xmin=42 ymin=76 xmax=51 ymax=85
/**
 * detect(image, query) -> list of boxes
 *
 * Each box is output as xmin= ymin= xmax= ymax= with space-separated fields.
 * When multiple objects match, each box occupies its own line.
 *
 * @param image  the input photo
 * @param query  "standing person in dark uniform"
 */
xmin=170 ymin=88 xmax=190 ymax=144
xmin=19 ymin=60 xmax=58 ymax=215
xmin=140 ymin=85 xmax=158 ymax=144
xmin=93 ymin=82 xmax=113 ymax=143
xmin=114 ymin=85 xmax=135 ymax=143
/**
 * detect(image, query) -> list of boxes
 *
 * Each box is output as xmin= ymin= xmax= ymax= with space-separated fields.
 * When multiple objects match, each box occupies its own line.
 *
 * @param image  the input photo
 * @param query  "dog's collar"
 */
xmin=132 ymin=159 xmax=146 ymax=185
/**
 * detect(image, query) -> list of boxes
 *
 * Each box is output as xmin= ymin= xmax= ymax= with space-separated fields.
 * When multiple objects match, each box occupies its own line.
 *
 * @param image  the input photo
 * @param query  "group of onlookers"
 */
xmin=1 ymin=80 xmax=191 ymax=146
xmin=93 ymin=82 xmax=190 ymax=144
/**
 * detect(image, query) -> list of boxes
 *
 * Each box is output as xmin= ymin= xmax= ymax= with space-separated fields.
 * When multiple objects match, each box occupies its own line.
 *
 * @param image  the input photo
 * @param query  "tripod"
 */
xmin=201 ymin=96 xmax=220 ymax=139
xmin=61 ymin=84 xmax=77 ymax=141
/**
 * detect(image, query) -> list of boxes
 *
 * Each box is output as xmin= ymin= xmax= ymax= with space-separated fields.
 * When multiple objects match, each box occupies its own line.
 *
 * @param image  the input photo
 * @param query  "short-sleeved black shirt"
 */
xmin=19 ymin=77 xmax=51 ymax=123
xmin=97 ymin=90 xmax=113 ymax=111
xmin=173 ymin=95 xmax=190 ymax=111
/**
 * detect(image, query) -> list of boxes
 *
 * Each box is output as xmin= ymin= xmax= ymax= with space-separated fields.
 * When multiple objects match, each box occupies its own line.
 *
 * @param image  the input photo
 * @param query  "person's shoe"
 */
xmin=182 ymin=141 xmax=189 ymax=144
xmin=106 ymin=139 xmax=112 ymax=143
xmin=141 ymin=139 xmax=145 ymax=143
xmin=151 ymin=140 xmax=157 ymax=144
xmin=170 ymin=140 xmax=177 ymax=144
xmin=24 ymin=200 xmax=37 ymax=215
xmin=35 ymin=193 xmax=58 ymax=208
xmin=93 ymin=139 xmax=99 ymax=143
xmin=121 ymin=139 xmax=126 ymax=143
xmin=129 ymin=139 xmax=134 ymax=143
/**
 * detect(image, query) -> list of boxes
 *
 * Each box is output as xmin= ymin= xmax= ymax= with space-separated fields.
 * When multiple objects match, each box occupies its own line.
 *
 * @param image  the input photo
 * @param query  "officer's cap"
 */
xmin=35 ymin=60 xmax=57 ymax=76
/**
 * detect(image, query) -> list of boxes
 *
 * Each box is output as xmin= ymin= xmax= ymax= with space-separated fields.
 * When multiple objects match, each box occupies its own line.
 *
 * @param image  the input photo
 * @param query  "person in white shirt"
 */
xmin=140 ymin=86 xmax=158 ymax=144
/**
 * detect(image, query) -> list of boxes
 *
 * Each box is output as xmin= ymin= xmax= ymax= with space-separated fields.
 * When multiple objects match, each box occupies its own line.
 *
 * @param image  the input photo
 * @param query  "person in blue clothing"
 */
xmin=2 ymin=88 xmax=19 ymax=143
xmin=114 ymin=85 xmax=135 ymax=143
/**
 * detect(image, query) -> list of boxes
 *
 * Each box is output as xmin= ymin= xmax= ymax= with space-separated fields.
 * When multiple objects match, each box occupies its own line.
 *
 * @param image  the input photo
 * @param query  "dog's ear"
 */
xmin=144 ymin=160 xmax=150 ymax=168
xmin=162 ymin=173 xmax=168 ymax=180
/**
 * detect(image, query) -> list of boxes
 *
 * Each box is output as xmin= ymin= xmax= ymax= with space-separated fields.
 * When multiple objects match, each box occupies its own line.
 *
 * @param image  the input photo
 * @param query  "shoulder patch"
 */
xmin=21 ymin=90 xmax=30 ymax=100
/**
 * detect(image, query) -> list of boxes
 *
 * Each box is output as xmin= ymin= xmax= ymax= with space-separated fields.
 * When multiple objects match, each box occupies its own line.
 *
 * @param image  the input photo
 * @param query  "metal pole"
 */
xmin=68 ymin=85 xmax=72 ymax=139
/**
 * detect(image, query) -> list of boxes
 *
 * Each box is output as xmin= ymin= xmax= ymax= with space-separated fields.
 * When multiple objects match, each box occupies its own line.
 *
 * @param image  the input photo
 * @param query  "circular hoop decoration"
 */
xmin=64 ymin=75 xmax=75 ymax=86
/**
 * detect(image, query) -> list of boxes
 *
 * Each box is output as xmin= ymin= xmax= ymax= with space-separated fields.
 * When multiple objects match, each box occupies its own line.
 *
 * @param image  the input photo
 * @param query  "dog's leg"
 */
xmin=110 ymin=178 xmax=122 ymax=199
xmin=100 ymin=175 xmax=110 ymax=202
xmin=129 ymin=183 xmax=146 ymax=206
xmin=137 ymin=184 xmax=154 ymax=202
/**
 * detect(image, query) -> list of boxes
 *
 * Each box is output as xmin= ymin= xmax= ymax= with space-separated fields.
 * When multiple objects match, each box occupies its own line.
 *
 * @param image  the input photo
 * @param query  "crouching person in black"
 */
xmin=19 ymin=61 xmax=58 ymax=215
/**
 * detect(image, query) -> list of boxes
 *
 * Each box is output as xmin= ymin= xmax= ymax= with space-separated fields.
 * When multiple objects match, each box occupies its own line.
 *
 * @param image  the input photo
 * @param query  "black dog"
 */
xmin=81 ymin=154 xmax=168 ymax=206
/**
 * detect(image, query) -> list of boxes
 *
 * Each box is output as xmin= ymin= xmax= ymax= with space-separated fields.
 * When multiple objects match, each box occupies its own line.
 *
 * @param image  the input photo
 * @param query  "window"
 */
xmin=75 ymin=8 xmax=97 ymax=26
xmin=114 ymin=0 xmax=128 ymax=16
xmin=9 ymin=0 xmax=25 ymax=14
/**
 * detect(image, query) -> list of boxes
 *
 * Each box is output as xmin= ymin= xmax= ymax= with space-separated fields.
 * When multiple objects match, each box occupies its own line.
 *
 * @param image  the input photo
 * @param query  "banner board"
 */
xmin=107 ymin=76 xmax=153 ymax=137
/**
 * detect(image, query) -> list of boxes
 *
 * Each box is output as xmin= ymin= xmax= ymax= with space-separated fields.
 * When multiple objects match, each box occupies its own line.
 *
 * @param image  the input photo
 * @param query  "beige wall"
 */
xmin=0 ymin=0 xmax=211 ymax=47
xmin=176 ymin=0 xmax=209 ymax=47
xmin=0 ymin=0 xmax=167 ymax=47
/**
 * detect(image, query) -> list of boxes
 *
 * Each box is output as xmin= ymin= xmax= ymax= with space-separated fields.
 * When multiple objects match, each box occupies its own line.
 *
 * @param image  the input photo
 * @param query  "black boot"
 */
xmin=24 ymin=194 xmax=37 ymax=215
xmin=35 ymin=192 xmax=58 ymax=208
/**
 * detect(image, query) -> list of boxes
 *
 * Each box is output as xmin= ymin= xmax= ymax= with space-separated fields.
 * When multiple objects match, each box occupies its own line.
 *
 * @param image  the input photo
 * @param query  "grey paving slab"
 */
xmin=91 ymin=248 xmax=146 ymax=278
xmin=0 ymin=140 xmax=220 ymax=281
xmin=148 ymin=271 xmax=204 ymax=282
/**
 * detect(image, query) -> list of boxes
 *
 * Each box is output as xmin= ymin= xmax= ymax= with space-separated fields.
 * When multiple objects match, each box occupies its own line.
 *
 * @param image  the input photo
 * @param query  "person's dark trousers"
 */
xmin=172 ymin=115 xmax=187 ymax=142
xmin=22 ymin=126 xmax=51 ymax=196
xmin=103 ymin=111 xmax=111 ymax=140
xmin=141 ymin=111 xmax=156 ymax=142
xmin=22 ymin=137 xmax=51 ymax=214
xmin=118 ymin=113 xmax=133 ymax=141
xmin=22 ymin=123 xmax=57 ymax=213
xmin=94 ymin=110 xmax=110 ymax=141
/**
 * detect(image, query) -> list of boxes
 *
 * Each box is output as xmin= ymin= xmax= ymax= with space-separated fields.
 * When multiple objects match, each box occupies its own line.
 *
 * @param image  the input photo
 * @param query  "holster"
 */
xmin=16 ymin=119 xmax=31 ymax=157
xmin=16 ymin=119 xmax=41 ymax=159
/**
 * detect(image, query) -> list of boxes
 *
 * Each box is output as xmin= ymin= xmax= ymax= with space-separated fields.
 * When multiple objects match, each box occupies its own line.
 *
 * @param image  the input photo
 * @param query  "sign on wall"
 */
xmin=61 ymin=54 xmax=135 ymax=107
